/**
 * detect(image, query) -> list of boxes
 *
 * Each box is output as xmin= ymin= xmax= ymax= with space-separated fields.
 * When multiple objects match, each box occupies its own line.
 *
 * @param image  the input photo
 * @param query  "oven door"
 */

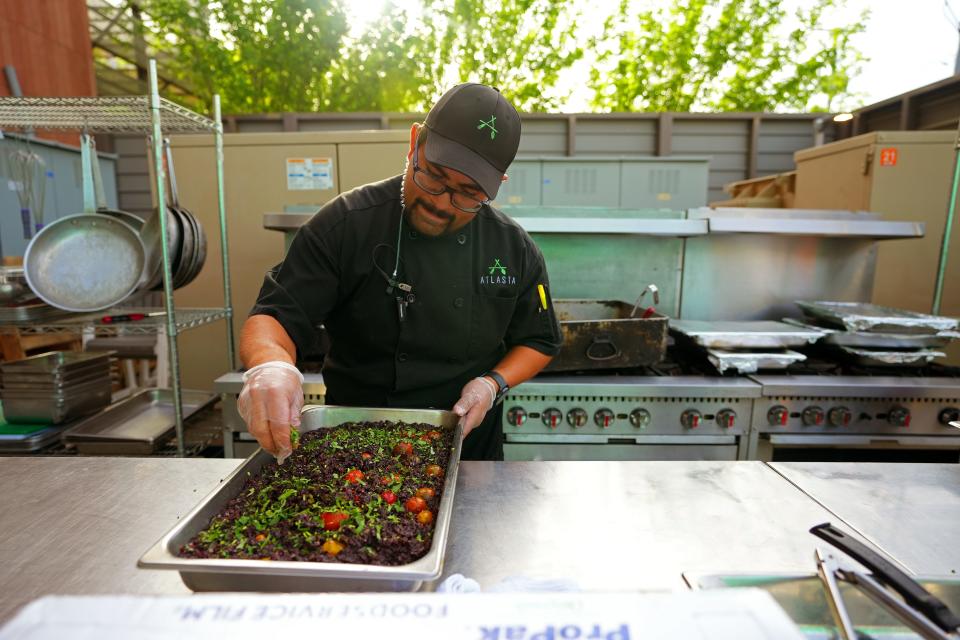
xmin=504 ymin=434 xmax=739 ymax=461
xmin=758 ymin=434 xmax=960 ymax=463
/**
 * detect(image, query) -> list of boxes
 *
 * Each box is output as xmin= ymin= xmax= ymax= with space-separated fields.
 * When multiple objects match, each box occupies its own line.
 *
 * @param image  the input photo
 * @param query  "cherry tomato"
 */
xmin=322 ymin=512 xmax=349 ymax=531
xmin=345 ymin=469 xmax=364 ymax=484
xmin=322 ymin=539 xmax=344 ymax=556
xmin=254 ymin=533 xmax=266 ymax=542
xmin=361 ymin=452 xmax=372 ymax=460
xmin=379 ymin=472 xmax=401 ymax=485
xmin=415 ymin=487 xmax=435 ymax=500
xmin=393 ymin=442 xmax=413 ymax=457
xmin=416 ymin=510 xmax=434 ymax=525
xmin=427 ymin=430 xmax=443 ymax=440
xmin=381 ymin=490 xmax=397 ymax=504
xmin=405 ymin=496 xmax=426 ymax=513
xmin=425 ymin=464 xmax=443 ymax=477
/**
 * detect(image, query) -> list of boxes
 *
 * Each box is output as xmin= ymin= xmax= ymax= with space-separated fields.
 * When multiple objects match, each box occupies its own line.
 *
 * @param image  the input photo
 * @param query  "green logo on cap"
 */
xmin=478 ymin=116 xmax=498 ymax=139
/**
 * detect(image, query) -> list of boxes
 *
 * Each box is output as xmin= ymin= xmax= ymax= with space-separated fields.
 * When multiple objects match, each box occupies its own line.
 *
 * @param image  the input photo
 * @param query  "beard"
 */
xmin=404 ymin=197 xmax=456 ymax=236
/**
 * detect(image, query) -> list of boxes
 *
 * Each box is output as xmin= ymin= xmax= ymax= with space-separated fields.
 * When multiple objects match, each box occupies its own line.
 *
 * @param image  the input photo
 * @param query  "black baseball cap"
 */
xmin=423 ymin=83 xmax=521 ymax=200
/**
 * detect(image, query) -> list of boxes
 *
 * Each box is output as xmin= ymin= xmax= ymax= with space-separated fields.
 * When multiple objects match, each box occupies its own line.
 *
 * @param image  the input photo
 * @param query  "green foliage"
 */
xmin=142 ymin=0 xmax=349 ymax=113
xmin=421 ymin=0 xmax=584 ymax=112
xmin=142 ymin=0 xmax=864 ymax=114
xmin=588 ymin=0 xmax=867 ymax=112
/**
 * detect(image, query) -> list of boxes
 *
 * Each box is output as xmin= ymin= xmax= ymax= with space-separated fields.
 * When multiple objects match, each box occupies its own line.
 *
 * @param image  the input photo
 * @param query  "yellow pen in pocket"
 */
xmin=537 ymin=284 xmax=548 ymax=311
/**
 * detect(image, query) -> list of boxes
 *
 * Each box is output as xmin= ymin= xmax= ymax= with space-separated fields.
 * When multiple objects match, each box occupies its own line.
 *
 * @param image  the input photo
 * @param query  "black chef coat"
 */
xmin=251 ymin=175 xmax=562 ymax=460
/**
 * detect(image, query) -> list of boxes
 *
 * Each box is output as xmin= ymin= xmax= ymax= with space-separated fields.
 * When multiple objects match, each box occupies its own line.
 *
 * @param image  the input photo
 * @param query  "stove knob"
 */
xmin=506 ymin=407 xmax=527 ymax=427
xmin=938 ymin=407 xmax=960 ymax=425
xmin=542 ymin=408 xmax=562 ymax=429
xmin=567 ymin=408 xmax=588 ymax=428
xmin=802 ymin=406 xmax=825 ymax=427
xmin=680 ymin=409 xmax=702 ymax=429
xmin=629 ymin=408 xmax=651 ymax=429
xmin=888 ymin=406 xmax=911 ymax=428
xmin=716 ymin=409 xmax=736 ymax=429
xmin=767 ymin=405 xmax=789 ymax=427
xmin=828 ymin=406 xmax=852 ymax=427
xmin=594 ymin=408 xmax=615 ymax=428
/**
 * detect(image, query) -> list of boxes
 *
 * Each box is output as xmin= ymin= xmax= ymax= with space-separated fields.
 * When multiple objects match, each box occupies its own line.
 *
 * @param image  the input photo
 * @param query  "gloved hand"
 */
xmin=237 ymin=361 xmax=304 ymax=463
xmin=453 ymin=376 xmax=497 ymax=437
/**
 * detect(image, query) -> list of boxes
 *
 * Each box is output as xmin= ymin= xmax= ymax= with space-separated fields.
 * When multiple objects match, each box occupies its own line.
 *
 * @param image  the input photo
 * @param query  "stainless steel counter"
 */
xmin=0 ymin=458 xmax=239 ymax=623
xmin=441 ymin=462 xmax=844 ymax=591
xmin=771 ymin=462 xmax=960 ymax=576
xmin=0 ymin=458 xmax=951 ymax=625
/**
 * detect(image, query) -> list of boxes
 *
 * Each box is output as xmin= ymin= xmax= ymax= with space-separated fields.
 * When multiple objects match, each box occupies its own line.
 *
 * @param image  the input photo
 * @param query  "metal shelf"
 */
xmin=0 ymin=308 xmax=229 ymax=336
xmin=0 ymin=60 xmax=235 ymax=457
xmin=0 ymin=96 xmax=216 ymax=133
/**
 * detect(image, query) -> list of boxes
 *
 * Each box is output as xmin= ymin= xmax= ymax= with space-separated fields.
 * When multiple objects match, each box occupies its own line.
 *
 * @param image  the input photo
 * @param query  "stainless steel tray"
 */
xmin=782 ymin=317 xmax=959 ymax=349
xmin=796 ymin=301 xmax=959 ymax=334
xmin=2 ymin=386 xmax=111 ymax=424
xmin=62 ymin=388 xmax=216 ymax=454
xmin=0 ymin=362 xmax=111 ymax=386
xmin=138 ymin=405 xmax=463 ymax=592
xmin=0 ymin=425 xmax=67 ymax=452
xmin=672 ymin=320 xmax=824 ymax=349
xmin=837 ymin=346 xmax=946 ymax=367
xmin=0 ymin=350 xmax=112 ymax=373
xmin=706 ymin=348 xmax=807 ymax=374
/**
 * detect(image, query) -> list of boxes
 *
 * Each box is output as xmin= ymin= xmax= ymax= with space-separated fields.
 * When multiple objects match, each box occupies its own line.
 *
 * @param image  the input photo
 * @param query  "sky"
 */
xmin=344 ymin=0 xmax=960 ymax=112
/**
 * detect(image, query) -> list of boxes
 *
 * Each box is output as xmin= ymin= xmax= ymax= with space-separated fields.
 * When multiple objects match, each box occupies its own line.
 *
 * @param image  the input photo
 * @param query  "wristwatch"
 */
xmin=484 ymin=370 xmax=510 ymax=405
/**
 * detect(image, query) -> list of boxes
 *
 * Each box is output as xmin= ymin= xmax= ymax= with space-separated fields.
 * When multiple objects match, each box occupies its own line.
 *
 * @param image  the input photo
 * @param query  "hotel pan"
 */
xmin=62 ymin=388 xmax=217 ymax=454
xmin=138 ymin=405 xmax=463 ymax=592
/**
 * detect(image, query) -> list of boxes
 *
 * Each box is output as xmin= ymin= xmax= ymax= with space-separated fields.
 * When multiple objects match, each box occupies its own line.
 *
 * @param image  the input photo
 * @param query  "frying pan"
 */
xmin=24 ymin=213 xmax=146 ymax=312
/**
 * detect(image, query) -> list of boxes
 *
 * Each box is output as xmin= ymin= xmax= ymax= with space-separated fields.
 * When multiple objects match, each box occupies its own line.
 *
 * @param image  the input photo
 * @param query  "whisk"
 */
xmin=7 ymin=148 xmax=46 ymax=240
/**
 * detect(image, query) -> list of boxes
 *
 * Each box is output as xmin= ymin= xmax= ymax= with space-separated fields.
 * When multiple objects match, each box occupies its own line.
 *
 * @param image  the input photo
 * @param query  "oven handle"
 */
xmin=505 ymin=433 xmax=737 ymax=445
xmin=766 ymin=435 xmax=960 ymax=448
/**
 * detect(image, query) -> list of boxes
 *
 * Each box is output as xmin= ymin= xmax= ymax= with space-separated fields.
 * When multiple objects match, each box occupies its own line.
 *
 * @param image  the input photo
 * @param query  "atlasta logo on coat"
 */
xmin=480 ymin=258 xmax=516 ymax=286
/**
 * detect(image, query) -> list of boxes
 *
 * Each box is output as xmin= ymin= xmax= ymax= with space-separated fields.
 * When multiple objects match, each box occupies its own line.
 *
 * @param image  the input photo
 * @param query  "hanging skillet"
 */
xmin=159 ymin=138 xmax=206 ymax=290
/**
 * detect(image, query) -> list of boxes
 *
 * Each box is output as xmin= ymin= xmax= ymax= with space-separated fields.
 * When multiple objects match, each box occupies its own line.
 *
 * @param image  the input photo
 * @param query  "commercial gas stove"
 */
xmin=746 ymin=363 xmax=960 ymax=462
xmin=502 ymin=352 xmax=960 ymax=462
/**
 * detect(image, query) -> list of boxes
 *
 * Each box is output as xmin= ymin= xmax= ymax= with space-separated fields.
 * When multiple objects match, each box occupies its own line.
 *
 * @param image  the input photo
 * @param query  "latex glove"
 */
xmin=453 ymin=376 xmax=497 ymax=437
xmin=237 ymin=361 xmax=304 ymax=463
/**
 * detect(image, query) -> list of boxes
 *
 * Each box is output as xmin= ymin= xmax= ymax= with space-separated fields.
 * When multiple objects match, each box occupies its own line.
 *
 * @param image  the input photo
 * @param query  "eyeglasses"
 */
xmin=411 ymin=137 xmax=490 ymax=213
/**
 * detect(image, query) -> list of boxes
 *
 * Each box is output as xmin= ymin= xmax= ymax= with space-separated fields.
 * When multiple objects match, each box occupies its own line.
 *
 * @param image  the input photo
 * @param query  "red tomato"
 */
xmin=254 ymin=533 xmax=266 ymax=542
xmin=405 ymin=496 xmax=426 ymax=513
xmin=322 ymin=512 xmax=349 ymax=531
xmin=425 ymin=465 xmax=443 ymax=477
xmin=427 ymin=430 xmax=442 ymax=440
xmin=416 ymin=510 xmax=434 ymax=525
xmin=379 ymin=472 xmax=401 ymax=485
xmin=415 ymin=487 xmax=435 ymax=500
xmin=381 ymin=490 xmax=397 ymax=504
xmin=393 ymin=442 xmax=413 ymax=457
xmin=361 ymin=452 xmax=372 ymax=460
xmin=345 ymin=469 xmax=364 ymax=484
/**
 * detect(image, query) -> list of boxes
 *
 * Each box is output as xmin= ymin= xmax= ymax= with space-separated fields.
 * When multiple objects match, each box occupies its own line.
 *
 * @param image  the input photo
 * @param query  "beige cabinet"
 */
xmin=794 ymin=131 xmax=959 ymax=362
xmin=167 ymin=130 xmax=408 ymax=389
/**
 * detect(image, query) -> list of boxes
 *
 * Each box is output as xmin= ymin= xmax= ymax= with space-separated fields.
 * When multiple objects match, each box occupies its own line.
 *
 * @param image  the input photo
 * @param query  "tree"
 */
xmin=589 ymin=0 xmax=866 ymax=112
xmin=422 ymin=0 xmax=584 ymax=112
xmin=141 ymin=0 xmax=350 ymax=113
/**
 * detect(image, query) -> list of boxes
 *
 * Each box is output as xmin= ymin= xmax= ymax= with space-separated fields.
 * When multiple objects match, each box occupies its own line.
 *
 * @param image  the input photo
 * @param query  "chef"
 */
xmin=237 ymin=83 xmax=562 ymax=461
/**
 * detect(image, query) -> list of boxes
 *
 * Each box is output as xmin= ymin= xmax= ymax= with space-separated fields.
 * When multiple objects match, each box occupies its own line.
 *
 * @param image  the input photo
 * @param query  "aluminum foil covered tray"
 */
xmin=139 ymin=405 xmax=462 ymax=592
xmin=706 ymin=348 xmax=807 ymax=374
xmin=795 ymin=301 xmax=959 ymax=335
xmin=672 ymin=320 xmax=824 ymax=349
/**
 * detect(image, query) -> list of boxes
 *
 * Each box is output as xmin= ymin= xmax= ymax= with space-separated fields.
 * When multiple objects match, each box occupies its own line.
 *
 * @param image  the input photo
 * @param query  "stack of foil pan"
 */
xmin=0 ymin=351 xmax=113 ymax=423
xmin=790 ymin=302 xmax=959 ymax=366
